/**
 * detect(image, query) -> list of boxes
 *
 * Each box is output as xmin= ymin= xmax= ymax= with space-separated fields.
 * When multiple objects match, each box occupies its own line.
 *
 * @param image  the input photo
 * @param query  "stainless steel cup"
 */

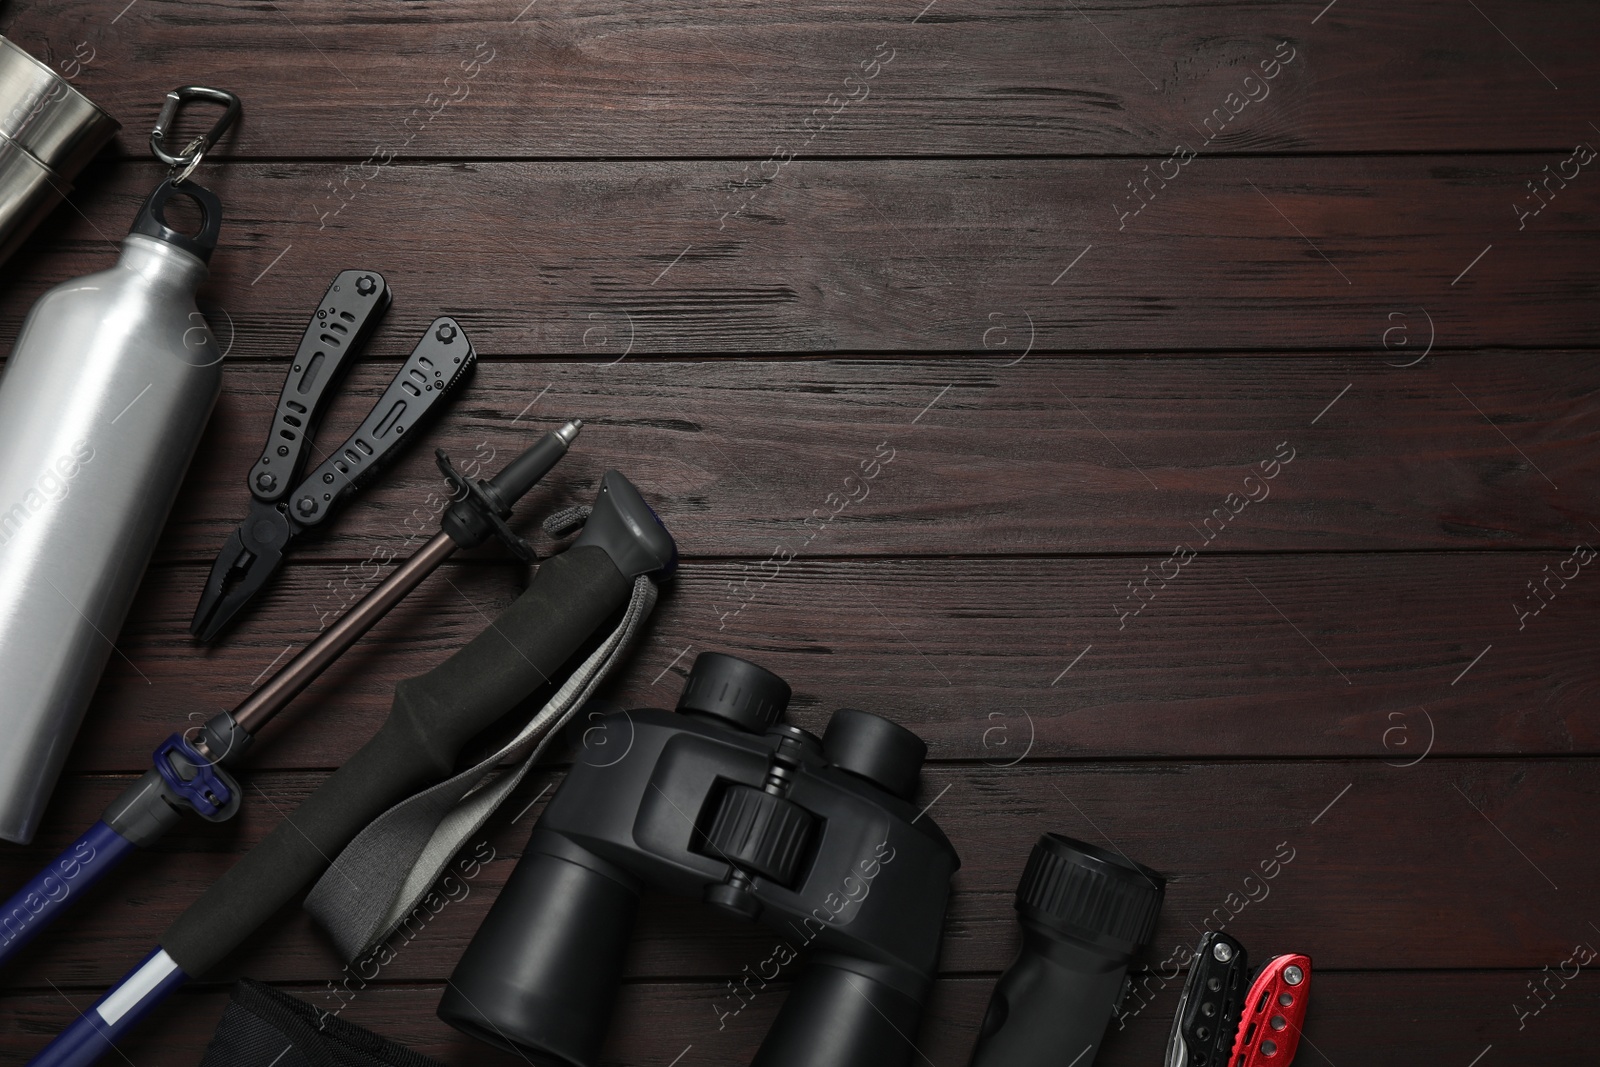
xmin=0 ymin=35 xmax=120 ymax=267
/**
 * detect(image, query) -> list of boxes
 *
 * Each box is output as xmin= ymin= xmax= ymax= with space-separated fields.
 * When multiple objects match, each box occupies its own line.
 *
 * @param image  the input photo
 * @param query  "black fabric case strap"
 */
xmin=198 ymin=979 xmax=444 ymax=1067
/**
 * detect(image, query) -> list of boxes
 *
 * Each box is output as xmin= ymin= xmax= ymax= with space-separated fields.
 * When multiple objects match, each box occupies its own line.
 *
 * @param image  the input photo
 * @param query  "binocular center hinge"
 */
xmin=699 ymin=725 xmax=823 ymax=918
xmin=762 ymin=763 xmax=795 ymax=796
xmin=767 ymin=724 xmax=821 ymax=776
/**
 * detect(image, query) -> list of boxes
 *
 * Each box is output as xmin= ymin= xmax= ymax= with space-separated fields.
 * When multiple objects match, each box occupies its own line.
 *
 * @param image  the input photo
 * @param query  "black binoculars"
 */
xmin=439 ymin=652 xmax=960 ymax=1067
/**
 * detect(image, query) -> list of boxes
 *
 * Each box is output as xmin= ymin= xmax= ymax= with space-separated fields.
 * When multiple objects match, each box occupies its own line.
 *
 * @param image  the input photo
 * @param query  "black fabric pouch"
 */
xmin=198 ymin=979 xmax=445 ymax=1067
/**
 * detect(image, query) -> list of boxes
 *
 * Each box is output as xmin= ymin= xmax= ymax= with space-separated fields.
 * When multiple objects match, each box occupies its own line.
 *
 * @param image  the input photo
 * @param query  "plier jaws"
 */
xmin=190 ymin=500 xmax=292 ymax=642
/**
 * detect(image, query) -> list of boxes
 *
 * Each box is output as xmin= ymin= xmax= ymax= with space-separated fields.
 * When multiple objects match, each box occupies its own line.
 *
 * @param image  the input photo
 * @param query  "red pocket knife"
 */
xmin=1228 ymin=953 xmax=1312 ymax=1066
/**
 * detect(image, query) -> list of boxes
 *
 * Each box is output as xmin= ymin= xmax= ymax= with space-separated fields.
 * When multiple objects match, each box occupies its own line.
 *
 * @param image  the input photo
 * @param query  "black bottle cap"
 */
xmin=129 ymin=178 xmax=222 ymax=263
xmin=1014 ymin=833 xmax=1164 ymax=953
xmin=677 ymin=653 xmax=790 ymax=733
xmin=821 ymin=708 xmax=927 ymax=801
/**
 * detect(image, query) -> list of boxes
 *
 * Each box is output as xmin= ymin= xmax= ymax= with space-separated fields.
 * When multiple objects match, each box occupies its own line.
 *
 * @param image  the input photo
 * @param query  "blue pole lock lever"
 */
xmin=152 ymin=735 xmax=241 ymax=822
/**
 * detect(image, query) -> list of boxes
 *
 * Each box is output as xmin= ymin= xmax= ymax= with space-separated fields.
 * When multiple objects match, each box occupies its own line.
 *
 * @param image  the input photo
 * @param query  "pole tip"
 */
xmin=555 ymin=419 xmax=582 ymax=446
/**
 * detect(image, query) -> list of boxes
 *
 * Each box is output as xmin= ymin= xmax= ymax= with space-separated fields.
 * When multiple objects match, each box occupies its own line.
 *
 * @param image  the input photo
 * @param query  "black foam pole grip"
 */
xmin=161 ymin=545 xmax=633 ymax=977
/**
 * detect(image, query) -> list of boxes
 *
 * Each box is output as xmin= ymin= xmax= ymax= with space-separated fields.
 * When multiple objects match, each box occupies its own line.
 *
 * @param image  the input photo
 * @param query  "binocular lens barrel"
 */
xmin=752 ymin=955 xmax=924 ymax=1067
xmin=439 ymin=834 xmax=640 ymax=1067
xmin=967 ymin=833 xmax=1164 ymax=1067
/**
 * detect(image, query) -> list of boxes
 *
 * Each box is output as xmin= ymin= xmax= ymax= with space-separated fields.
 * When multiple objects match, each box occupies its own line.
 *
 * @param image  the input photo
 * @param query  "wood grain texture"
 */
xmin=1 ymin=1 xmax=1594 ymax=158
xmin=5 ymin=969 xmax=1588 ymax=1067
xmin=3 ymin=155 xmax=1598 ymax=354
xmin=2 ymin=760 xmax=1591 ymax=989
xmin=135 ymin=354 xmax=1600 ymax=563
xmin=0 ymin=0 xmax=1594 ymax=1062
xmin=54 ymin=550 xmax=1600 ymax=774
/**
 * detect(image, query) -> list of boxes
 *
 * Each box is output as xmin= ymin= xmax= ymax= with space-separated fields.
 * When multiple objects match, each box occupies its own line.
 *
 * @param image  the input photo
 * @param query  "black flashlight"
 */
xmin=968 ymin=833 xmax=1165 ymax=1067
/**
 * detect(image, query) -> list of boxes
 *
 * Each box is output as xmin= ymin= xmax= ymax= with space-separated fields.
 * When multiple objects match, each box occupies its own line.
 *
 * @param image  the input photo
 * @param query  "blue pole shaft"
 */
xmin=26 ymin=946 xmax=187 ymax=1067
xmin=0 ymin=822 xmax=138 ymax=970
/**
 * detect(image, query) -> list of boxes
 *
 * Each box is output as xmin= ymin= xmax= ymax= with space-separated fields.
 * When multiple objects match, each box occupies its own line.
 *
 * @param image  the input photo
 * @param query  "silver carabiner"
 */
xmin=150 ymin=86 xmax=242 ymax=184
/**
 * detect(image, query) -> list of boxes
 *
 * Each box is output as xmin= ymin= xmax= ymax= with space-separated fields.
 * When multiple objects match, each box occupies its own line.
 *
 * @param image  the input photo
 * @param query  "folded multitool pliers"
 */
xmin=191 ymin=270 xmax=476 ymax=642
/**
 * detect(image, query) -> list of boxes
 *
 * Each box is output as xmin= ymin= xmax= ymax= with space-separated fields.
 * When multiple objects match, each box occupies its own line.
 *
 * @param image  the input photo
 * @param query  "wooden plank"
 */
xmin=58 ymin=550 xmax=1600 ymax=773
xmin=2 ymin=969 xmax=1584 ymax=1067
xmin=143 ymin=355 xmax=1600 ymax=563
xmin=5 ymin=156 xmax=1599 ymax=354
xmin=3 ymin=1 xmax=1595 ymax=158
xmin=4 ymin=759 xmax=1592 ymax=988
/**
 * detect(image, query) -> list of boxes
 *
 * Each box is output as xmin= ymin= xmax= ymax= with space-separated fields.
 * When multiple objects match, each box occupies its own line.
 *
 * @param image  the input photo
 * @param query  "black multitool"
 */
xmin=191 ymin=270 xmax=474 ymax=641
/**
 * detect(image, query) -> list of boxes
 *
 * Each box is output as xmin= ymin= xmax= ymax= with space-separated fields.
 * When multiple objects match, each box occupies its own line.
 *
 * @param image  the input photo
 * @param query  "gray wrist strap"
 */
xmin=304 ymin=574 xmax=658 ymax=962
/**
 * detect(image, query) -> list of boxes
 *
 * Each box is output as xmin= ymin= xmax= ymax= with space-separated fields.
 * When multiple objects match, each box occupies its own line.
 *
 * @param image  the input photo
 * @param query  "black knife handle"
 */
xmin=1168 ymin=930 xmax=1250 ymax=1067
xmin=249 ymin=270 xmax=392 ymax=505
xmin=287 ymin=316 xmax=476 ymax=529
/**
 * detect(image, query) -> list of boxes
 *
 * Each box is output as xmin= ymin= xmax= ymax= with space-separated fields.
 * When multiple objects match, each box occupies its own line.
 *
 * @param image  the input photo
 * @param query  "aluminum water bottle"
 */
xmin=0 ymin=178 xmax=225 ymax=843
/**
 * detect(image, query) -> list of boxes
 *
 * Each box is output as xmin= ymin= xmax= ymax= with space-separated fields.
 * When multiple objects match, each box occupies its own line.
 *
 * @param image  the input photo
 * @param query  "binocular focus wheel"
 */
xmin=704 ymin=784 xmax=816 ymax=886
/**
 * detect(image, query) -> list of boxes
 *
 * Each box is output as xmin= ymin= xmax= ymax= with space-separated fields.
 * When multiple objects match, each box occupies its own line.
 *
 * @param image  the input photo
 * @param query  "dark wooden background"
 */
xmin=2 ymin=1 xmax=1598 ymax=1064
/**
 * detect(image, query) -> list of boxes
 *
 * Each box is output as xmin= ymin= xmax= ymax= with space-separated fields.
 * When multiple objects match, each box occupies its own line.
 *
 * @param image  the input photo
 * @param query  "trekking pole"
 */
xmin=24 ymin=470 xmax=677 ymax=1067
xmin=0 ymin=420 xmax=581 ymax=971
